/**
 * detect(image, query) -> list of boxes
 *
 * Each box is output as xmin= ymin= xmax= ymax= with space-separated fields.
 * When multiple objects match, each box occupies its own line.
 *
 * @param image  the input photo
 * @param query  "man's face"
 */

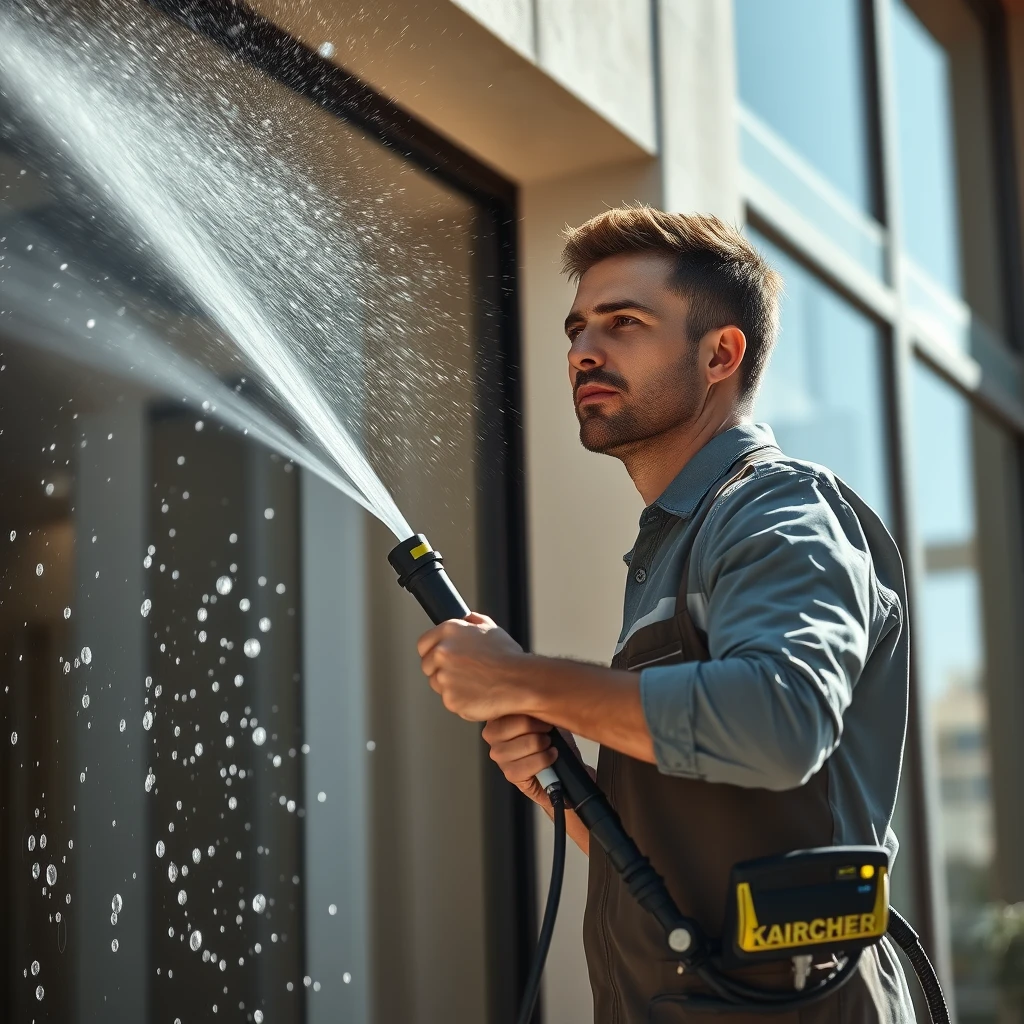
xmin=564 ymin=252 xmax=705 ymax=456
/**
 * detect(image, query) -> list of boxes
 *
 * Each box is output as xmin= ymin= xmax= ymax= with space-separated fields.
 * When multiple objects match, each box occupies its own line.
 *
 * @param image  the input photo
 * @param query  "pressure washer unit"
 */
xmin=389 ymin=534 xmax=950 ymax=1024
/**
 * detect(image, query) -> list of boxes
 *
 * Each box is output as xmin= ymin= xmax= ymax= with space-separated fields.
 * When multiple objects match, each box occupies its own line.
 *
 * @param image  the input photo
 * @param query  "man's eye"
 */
xmin=614 ymin=315 xmax=638 ymax=327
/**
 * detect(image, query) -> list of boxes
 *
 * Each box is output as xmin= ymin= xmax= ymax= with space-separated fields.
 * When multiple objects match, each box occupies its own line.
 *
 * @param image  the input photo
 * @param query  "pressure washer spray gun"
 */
xmin=389 ymin=534 xmax=951 ymax=1024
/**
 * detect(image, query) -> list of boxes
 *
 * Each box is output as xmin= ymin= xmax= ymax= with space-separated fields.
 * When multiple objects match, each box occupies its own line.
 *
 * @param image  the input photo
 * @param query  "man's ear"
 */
xmin=705 ymin=326 xmax=746 ymax=384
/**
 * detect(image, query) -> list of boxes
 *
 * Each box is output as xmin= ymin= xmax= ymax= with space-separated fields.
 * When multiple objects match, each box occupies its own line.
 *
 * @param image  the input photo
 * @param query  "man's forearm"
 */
xmin=518 ymin=656 xmax=656 ymax=765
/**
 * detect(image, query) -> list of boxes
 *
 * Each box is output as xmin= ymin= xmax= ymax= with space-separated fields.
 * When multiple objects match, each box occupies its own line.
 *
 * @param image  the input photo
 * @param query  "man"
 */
xmin=417 ymin=207 xmax=914 ymax=1022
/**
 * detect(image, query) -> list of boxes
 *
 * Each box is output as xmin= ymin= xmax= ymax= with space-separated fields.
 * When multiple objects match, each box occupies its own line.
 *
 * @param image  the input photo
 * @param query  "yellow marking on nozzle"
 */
xmin=409 ymin=542 xmax=431 ymax=560
xmin=860 ymin=864 xmax=875 ymax=879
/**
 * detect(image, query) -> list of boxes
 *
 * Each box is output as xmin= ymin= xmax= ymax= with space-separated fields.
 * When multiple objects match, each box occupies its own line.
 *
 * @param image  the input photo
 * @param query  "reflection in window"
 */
xmin=735 ymin=0 xmax=877 ymax=215
xmin=911 ymin=365 xmax=1024 ymax=1024
xmin=890 ymin=0 xmax=1006 ymax=345
xmin=0 ymin=5 xmax=502 ymax=1022
xmin=748 ymin=229 xmax=891 ymax=524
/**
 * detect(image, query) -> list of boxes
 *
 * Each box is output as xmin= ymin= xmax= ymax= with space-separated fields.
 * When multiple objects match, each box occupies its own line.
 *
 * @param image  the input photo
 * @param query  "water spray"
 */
xmin=389 ymin=534 xmax=951 ymax=1024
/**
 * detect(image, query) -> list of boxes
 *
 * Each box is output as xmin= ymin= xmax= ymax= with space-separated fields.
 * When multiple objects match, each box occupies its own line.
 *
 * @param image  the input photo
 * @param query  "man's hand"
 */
xmin=417 ymin=613 xmax=530 ymax=722
xmin=481 ymin=715 xmax=558 ymax=807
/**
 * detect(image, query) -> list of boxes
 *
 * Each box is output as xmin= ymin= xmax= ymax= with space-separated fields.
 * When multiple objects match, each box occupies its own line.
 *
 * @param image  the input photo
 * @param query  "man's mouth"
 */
xmin=576 ymin=383 xmax=620 ymax=407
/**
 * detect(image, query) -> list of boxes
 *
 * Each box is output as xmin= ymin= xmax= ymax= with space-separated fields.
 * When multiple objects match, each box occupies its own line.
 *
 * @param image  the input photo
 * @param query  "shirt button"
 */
xmin=634 ymin=568 xmax=647 ymax=584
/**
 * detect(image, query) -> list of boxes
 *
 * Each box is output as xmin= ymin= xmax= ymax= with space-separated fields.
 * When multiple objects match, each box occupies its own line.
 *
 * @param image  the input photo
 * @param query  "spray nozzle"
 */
xmin=388 ymin=534 xmax=470 ymax=625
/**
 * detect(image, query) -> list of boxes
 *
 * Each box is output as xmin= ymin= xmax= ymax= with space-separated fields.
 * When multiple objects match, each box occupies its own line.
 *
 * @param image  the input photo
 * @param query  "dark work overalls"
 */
xmin=582 ymin=455 xmax=893 ymax=1024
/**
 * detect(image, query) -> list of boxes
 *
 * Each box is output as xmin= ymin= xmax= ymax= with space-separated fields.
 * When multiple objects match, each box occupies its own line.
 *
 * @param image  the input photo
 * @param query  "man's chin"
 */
xmin=579 ymin=419 xmax=640 ymax=455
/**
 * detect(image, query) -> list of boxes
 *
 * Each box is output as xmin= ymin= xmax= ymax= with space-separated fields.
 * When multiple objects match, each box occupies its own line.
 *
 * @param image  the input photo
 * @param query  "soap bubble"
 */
xmin=215 ymin=575 xmax=233 ymax=595
xmin=80 ymin=647 xmax=92 ymax=665
xmin=190 ymin=930 xmax=202 ymax=951
xmin=252 ymin=893 xmax=266 ymax=914
xmin=252 ymin=727 xmax=266 ymax=746
xmin=112 ymin=894 xmax=122 ymax=914
xmin=243 ymin=639 xmax=261 ymax=658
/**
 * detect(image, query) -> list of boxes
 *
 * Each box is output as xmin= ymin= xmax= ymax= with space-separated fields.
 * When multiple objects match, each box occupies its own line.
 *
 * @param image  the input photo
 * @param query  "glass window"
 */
xmin=735 ymin=0 xmax=884 ymax=276
xmin=890 ymin=0 xmax=1007 ymax=348
xmin=0 ymin=5 xmax=513 ymax=1022
xmin=910 ymin=364 xmax=1024 ymax=1024
xmin=748 ymin=228 xmax=892 ymax=524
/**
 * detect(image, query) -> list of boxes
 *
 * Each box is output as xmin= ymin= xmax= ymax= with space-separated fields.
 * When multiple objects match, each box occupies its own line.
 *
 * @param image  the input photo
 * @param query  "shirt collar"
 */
xmin=652 ymin=422 xmax=780 ymax=520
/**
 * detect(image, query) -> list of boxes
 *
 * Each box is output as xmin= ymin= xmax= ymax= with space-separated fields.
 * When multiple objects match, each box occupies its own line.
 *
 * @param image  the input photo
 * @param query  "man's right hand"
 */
xmin=482 ymin=715 xmax=559 ymax=807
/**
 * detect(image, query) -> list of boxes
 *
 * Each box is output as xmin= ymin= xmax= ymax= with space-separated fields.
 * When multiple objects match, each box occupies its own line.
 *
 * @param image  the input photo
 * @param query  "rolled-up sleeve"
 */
xmin=640 ymin=466 xmax=875 ymax=790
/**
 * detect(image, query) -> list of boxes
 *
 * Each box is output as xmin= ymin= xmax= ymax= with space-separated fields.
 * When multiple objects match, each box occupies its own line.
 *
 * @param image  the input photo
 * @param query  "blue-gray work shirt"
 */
xmin=620 ymin=422 xmax=909 ymax=863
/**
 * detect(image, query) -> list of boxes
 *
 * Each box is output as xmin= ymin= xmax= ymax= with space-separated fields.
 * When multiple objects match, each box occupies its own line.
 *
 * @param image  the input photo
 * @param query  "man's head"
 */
xmin=561 ymin=207 xmax=782 ymax=457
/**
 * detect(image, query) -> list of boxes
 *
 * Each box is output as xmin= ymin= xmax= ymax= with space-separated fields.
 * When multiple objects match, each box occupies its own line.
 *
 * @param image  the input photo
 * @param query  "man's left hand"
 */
xmin=417 ymin=613 xmax=531 ymax=721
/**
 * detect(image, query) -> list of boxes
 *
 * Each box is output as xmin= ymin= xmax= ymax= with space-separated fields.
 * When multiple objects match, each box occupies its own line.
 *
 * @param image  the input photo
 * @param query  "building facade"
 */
xmin=1 ymin=1 xmax=1023 ymax=1023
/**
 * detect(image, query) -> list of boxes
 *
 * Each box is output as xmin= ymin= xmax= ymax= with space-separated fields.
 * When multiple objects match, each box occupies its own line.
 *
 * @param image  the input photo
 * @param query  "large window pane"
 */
xmin=890 ymin=0 xmax=1007 ymax=348
xmin=911 ymin=365 xmax=1024 ymax=1024
xmin=735 ymin=0 xmax=884 ymax=276
xmin=749 ymin=228 xmax=892 ymax=525
xmin=0 ymin=5 xmax=508 ymax=1022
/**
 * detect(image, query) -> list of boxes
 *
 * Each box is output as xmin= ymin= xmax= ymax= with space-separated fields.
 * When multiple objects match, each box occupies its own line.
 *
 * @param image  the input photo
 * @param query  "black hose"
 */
xmin=887 ymin=907 xmax=950 ymax=1024
xmin=517 ymin=788 xmax=567 ymax=1024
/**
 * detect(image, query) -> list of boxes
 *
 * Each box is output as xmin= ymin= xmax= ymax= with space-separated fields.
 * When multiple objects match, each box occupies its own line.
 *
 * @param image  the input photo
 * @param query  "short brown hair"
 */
xmin=561 ymin=206 xmax=783 ymax=399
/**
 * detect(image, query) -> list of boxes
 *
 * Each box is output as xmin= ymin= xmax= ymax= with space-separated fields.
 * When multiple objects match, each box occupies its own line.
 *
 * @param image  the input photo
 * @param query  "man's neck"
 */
xmin=621 ymin=409 xmax=750 ymax=506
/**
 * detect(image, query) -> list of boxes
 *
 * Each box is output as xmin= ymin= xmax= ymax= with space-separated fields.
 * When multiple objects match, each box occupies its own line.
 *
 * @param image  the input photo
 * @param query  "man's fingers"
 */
xmin=482 ymin=714 xmax=551 ymax=743
xmin=496 ymin=747 xmax=557 ymax=785
xmin=488 ymin=730 xmax=552 ymax=764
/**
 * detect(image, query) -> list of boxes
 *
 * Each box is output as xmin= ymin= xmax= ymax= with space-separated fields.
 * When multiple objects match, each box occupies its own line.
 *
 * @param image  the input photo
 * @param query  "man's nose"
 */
xmin=568 ymin=329 xmax=605 ymax=373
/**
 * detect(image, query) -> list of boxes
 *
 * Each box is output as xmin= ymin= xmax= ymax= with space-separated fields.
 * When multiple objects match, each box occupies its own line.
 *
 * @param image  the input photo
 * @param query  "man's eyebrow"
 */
xmin=564 ymin=300 xmax=660 ymax=334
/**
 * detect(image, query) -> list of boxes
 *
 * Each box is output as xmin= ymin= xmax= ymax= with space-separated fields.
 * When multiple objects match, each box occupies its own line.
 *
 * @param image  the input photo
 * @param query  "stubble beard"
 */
xmin=578 ymin=349 xmax=704 ymax=456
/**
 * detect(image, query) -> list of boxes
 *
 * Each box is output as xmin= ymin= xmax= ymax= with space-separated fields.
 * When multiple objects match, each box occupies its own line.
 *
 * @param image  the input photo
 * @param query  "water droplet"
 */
xmin=80 ymin=647 xmax=92 ymax=665
xmin=190 ymin=930 xmax=202 ymax=951
xmin=343 ymin=972 xmax=352 ymax=984
xmin=112 ymin=893 xmax=122 ymax=914
xmin=228 ymin=796 xmax=237 ymax=810
xmin=63 ymin=607 xmax=71 ymax=619
xmin=145 ymin=772 xmax=156 ymax=793
xmin=36 ymin=985 xmax=44 ymax=1001
xmin=119 ymin=718 xmax=126 ymax=733
xmin=366 ymin=740 xmax=376 ymax=751
xmin=155 ymin=840 xmax=165 ymax=858
xmin=275 ymin=583 xmax=286 ymax=594
xmin=194 ymin=742 xmax=203 ymax=757
xmin=111 ymin=939 xmax=118 ymax=952
xmin=225 ymin=735 xmax=235 ymax=748
xmin=317 ymin=791 xmax=326 ymax=803
xmin=194 ymin=420 xmax=204 ymax=432
xmin=234 ymin=674 xmax=244 ymax=687
xmin=30 ymin=960 xmax=40 ymax=976
xmin=215 ymin=575 xmax=233 ymax=595
xmin=178 ymin=889 xmax=187 ymax=906
xmin=143 ymin=711 xmax=153 ymax=731
xmin=264 ymin=507 xmax=274 ymax=520
xmin=258 ymin=617 xmax=271 ymax=633
xmin=252 ymin=727 xmax=266 ymax=746
xmin=27 ymin=835 xmax=35 ymax=851
xmin=81 ymin=694 xmax=90 ymax=709
xmin=140 ymin=599 xmax=152 ymax=617
xmin=110 ymin=910 xmax=118 ymax=925
xmin=168 ymin=862 xmax=178 ymax=883
xmin=239 ymin=598 xmax=251 ymax=612
xmin=46 ymin=864 xmax=56 ymax=885
xmin=9 ymin=731 xmax=16 ymax=745
xmin=32 ymin=862 xmax=40 ymax=879
xmin=35 ymin=563 xmax=44 ymax=576
xmin=328 ymin=903 xmax=337 ymax=916
xmin=229 ymin=532 xmax=238 ymax=543
xmin=272 ymin=755 xmax=282 ymax=767
xmin=243 ymin=639 xmax=261 ymax=658
xmin=86 ymin=318 xmax=96 ymax=329
xmin=9 ymin=530 xmax=15 ymax=541
xmin=39 ymin=834 xmax=46 ymax=849
xmin=318 ymin=40 xmax=335 ymax=57
xmin=197 ymin=608 xmax=208 ymax=622
xmin=252 ymin=893 xmax=266 ymax=913
xmin=192 ymin=847 xmax=201 ymax=864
